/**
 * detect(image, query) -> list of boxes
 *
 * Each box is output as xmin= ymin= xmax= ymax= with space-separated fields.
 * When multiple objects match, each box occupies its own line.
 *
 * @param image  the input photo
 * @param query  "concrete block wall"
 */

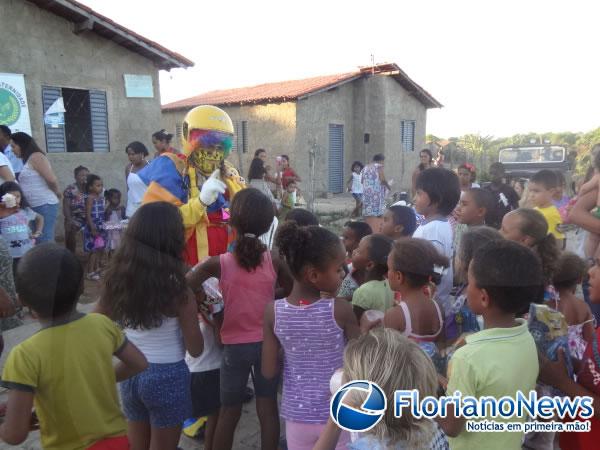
xmin=2 ymin=0 xmax=165 ymax=238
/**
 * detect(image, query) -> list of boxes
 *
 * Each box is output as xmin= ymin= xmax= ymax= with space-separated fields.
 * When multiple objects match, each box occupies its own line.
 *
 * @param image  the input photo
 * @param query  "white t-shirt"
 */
xmin=0 ymin=152 xmax=15 ymax=184
xmin=351 ymin=172 xmax=363 ymax=194
xmin=413 ymin=219 xmax=454 ymax=309
xmin=186 ymin=320 xmax=223 ymax=373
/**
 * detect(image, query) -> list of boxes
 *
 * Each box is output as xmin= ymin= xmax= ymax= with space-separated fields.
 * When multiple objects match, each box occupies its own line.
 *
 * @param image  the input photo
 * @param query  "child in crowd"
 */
xmin=0 ymin=243 xmax=147 ymax=449
xmin=313 ymin=329 xmax=443 ymax=450
xmin=341 ymin=221 xmax=372 ymax=262
xmin=540 ymin=257 xmax=600 ymax=450
xmin=97 ymin=202 xmax=204 ymax=450
xmin=104 ymin=188 xmax=126 ymax=258
xmin=338 ymin=221 xmax=373 ymax=301
xmin=438 ymin=240 xmax=541 ymax=450
xmin=549 ymin=252 xmax=595 ymax=359
xmin=347 ymin=161 xmax=364 ymax=217
xmin=528 ymin=169 xmax=565 ymax=245
xmin=279 ymin=180 xmax=298 ymax=219
xmin=384 ymin=238 xmax=448 ymax=369
xmin=185 ymin=285 xmax=224 ymax=450
xmin=380 ymin=204 xmax=417 ymax=240
xmin=0 ymin=181 xmax=43 ymax=274
xmin=413 ymin=167 xmax=461 ymax=311
xmin=284 ymin=208 xmax=319 ymax=226
xmin=455 ymin=188 xmax=492 ymax=227
xmin=350 ymin=234 xmax=394 ymax=320
xmin=453 ymin=188 xmax=493 ymax=271
xmin=500 ymin=208 xmax=560 ymax=309
xmin=450 ymin=226 xmax=504 ymax=340
xmin=262 ymin=221 xmax=359 ymax=450
xmin=187 ymin=188 xmax=293 ymax=450
xmin=83 ymin=174 xmax=106 ymax=280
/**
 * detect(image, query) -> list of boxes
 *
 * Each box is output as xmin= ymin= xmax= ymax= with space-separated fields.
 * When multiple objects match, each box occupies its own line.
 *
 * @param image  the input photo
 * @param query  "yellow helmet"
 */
xmin=182 ymin=105 xmax=235 ymax=177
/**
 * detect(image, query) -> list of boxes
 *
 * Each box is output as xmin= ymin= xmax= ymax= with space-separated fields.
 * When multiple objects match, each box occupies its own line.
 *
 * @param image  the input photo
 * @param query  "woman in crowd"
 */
xmin=362 ymin=154 xmax=391 ymax=232
xmin=152 ymin=129 xmax=177 ymax=158
xmin=411 ymin=149 xmax=433 ymax=198
xmin=125 ymin=141 xmax=150 ymax=218
xmin=63 ymin=165 xmax=89 ymax=253
xmin=10 ymin=132 xmax=60 ymax=243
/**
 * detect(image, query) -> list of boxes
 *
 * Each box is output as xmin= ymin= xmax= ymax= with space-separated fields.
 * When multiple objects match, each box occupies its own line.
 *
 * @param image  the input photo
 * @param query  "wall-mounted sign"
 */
xmin=124 ymin=74 xmax=154 ymax=98
xmin=0 ymin=73 xmax=32 ymax=134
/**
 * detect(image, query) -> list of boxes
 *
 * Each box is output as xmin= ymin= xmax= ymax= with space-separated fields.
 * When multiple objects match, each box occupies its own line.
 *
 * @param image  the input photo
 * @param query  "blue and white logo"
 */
xmin=330 ymin=380 xmax=387 ymax=432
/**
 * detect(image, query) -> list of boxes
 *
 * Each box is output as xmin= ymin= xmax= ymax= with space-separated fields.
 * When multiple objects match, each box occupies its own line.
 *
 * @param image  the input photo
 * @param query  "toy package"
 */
xmin=527 ymin=303 xmax=573 ymax=395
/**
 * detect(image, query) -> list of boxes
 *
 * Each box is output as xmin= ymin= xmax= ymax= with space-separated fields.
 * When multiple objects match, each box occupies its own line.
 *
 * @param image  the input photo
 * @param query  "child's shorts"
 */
xmin=87 ymin=435 xmax=129 ymax=450
xmin=190 ymin=369 xmax=221 ymax=417
xmin=352 ymin=193 xmax=363 ymax=202
xmin=120 ymin=360 xmax=192 ymax=428
xmin=220 ymin=342 xmax=279 ymax=406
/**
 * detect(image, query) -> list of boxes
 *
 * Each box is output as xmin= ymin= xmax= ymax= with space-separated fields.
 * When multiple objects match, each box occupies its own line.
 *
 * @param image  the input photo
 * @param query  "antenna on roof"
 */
xmin=371 ymin=54 xmax=375 ymax=74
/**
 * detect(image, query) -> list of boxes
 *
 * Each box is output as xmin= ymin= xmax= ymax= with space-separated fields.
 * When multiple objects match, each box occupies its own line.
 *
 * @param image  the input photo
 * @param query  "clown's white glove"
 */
xmin=200 ymin=170 xmax=226 ymax=206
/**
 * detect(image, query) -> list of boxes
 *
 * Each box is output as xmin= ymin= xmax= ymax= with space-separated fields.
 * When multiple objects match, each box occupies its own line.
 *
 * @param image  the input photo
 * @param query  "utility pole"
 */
xmin=307 ymin=138 xmax=317 ymax=213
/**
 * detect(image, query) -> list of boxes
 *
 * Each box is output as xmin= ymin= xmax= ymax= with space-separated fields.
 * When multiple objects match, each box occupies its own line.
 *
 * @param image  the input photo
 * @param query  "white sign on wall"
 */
xmin=124 ymin=74 xmax=154 ymax=98
xmin=0 ymin=73 xmax=32 ymax=134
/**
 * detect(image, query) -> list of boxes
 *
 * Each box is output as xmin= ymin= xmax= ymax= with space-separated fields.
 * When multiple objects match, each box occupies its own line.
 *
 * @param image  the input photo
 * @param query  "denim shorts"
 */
xmin=352 ymin=193 xmax=363 ymax=202
xmin=120 ymin=360 xmax=191 ymax=428
xmin=220 ymin=342 xmax=279 ymax=406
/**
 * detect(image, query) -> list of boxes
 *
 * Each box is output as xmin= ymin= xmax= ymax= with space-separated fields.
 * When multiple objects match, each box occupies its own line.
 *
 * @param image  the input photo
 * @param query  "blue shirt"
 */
xmin=4 ymin=144 xmax=23 ymax=173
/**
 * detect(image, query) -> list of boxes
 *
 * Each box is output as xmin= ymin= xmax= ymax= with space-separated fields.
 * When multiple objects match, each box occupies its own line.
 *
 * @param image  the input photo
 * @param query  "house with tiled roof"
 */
xmin=1 ymin=0 xmax=193 ymax=236
xmin=162 ymin=63 xmax=441 ymax=194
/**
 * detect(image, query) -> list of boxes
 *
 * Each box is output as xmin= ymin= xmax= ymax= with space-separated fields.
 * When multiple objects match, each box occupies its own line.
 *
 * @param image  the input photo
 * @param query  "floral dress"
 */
xmin=361 ymin=163 xmax=387 ymax=217
xmin=83 ymin=196 xmax=106 ymax=252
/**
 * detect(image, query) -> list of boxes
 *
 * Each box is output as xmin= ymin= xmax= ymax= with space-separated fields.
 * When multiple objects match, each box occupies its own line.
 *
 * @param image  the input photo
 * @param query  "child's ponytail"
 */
xmin=534 ymin=233 xmax=559 ymax=285
xmin=514 ymin=208 xmax=559 ymax=285
xmin=229 ymin=188 xmax=274 ymax=272
xmin=236 ymin=233 xmax=267 ymax=271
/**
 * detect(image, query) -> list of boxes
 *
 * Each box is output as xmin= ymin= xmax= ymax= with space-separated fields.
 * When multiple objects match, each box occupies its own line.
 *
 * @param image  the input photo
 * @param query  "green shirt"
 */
xmin=351 ymin=279 xmax=394 ymax=313
xmin=1 ymin=313 xmax=127 ymax=450
xmin=447 ymin=319 xmax=539 ymax=450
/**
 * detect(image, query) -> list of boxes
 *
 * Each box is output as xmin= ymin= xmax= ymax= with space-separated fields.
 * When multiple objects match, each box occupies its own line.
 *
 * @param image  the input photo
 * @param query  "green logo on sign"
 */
xmin=0 ymin=88 xmax=21 ymax=126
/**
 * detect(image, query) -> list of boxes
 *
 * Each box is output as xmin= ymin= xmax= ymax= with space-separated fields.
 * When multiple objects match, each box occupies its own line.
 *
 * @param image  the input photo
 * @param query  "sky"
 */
xmin=82 ymin=0 xmax=600 ymax=138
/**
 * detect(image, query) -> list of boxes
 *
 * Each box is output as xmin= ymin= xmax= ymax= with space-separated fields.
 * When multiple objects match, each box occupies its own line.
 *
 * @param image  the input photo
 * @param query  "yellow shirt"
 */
xmin=1 ymin=313 xmax=127 ymax=450
xmin=446 ymin=319 xmax=539 ymax=450
xmin=535 ymin=205 xmax=565 ymax=239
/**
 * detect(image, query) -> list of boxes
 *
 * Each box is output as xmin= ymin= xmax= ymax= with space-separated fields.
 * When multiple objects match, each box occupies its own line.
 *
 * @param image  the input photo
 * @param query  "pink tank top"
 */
xmin=219 ymin=251 xmax=276 ymax=344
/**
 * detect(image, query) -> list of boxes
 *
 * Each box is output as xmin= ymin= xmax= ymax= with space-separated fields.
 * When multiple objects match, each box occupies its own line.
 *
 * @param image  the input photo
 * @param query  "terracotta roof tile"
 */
xmin=162 ymin=63 xmax=442 ymax=111
xmin=162 ymin=72 xmax=360 ymax=110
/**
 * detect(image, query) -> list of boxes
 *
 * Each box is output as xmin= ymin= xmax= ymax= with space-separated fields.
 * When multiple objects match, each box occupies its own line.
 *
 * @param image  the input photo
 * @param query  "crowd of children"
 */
xmin=3 ymin=152 xmax=600 ymax=450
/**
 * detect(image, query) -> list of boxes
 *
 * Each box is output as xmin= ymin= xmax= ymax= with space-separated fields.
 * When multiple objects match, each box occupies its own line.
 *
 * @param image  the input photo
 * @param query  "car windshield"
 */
xmin=499 ymin=146 xmax=565 ymax=164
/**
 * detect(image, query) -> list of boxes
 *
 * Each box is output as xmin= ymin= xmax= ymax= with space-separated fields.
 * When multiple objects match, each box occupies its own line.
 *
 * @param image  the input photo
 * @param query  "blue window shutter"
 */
xmin=89 ymin=90 xmax=109 ymax=152
xmin=328 ymin=124 xmax=344 ymax=193
xmin=401 ymin=120 xmax=415 ymax=152
xmin=42 ymin=86 xmax=66 ymax=153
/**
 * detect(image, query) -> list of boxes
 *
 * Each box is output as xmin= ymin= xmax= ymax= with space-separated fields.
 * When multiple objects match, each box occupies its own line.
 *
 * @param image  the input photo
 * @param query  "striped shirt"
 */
xmin=274 ymin=298 xmax=344 ymax=423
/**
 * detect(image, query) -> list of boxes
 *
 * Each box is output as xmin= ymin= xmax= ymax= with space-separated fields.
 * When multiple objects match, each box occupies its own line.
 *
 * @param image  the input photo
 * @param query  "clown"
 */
xmin=134 ymin=105 xmax=245 ymax=265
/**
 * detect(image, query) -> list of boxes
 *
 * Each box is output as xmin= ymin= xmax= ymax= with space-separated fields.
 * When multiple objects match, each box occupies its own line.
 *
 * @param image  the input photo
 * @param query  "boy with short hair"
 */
xmin=438 ymin=240 xmax=541 ymax=450
xmin=529 ymin=169 xmax=565 ymax=244
xmin=0 ymin=243 xmax=147 ymax=449
xmin=381 ymin=205 xmax=417 ymax=240
xmin=341 ymin=221 xmax=372 ymax=261
xmin=456 ymin=188 xmax=493 ymax=227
